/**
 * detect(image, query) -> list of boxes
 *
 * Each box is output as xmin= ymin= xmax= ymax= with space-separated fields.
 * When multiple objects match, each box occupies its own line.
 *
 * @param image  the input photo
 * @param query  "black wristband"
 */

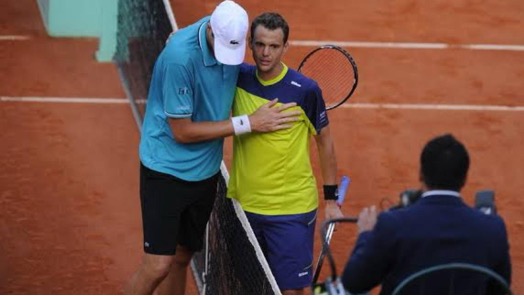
xmin=323 ymin=185 xmax=338 ymax=200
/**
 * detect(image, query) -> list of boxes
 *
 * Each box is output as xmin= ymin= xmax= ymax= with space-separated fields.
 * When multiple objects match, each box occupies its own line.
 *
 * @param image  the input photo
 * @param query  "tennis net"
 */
xmin=114 ymin=0 xmax=280 ymax=294
xmin=114 ymin=0 xmax=176 ymax=127
xmin=191 ymin=164 xmax=280 ymax=294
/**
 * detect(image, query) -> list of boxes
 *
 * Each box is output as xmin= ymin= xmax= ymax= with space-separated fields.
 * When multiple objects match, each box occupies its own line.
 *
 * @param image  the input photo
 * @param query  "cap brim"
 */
xmin=214 ymin=39 xmax=245 ymax=65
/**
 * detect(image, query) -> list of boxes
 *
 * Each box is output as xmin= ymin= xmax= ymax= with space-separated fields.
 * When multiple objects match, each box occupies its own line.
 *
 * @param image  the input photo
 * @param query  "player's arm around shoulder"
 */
xmin=169 ymin=99 xmax=301 ymax=143
xmin=169 ymin=117 xmax=235 ymax=143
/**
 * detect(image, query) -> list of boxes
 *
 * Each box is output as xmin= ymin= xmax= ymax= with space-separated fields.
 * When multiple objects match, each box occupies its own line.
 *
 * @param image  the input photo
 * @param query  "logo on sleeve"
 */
xmin=291 ymin=81 xmax=302 ymax=87
xmin=178 ymin=87 xmax=189 ymax=95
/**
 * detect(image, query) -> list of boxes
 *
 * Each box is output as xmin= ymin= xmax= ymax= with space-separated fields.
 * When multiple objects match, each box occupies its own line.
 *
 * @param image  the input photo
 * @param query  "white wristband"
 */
xmin=231 ymin=115 xmax=252 ymax=135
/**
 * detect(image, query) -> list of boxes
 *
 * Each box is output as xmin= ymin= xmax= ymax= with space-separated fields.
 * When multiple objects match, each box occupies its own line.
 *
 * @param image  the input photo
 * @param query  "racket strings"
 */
xmin=299 ymin=48 xmax=356 ymax=109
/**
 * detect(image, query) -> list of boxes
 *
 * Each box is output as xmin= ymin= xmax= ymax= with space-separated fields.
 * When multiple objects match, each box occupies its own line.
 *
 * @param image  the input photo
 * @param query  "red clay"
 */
xmin=1 ymin=0 xmax=522 ymax=294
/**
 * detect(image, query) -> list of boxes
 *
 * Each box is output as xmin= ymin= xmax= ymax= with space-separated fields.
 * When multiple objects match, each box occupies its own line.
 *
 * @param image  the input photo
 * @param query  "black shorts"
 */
xmin=140 ymin=163 xmax=218 ymax=255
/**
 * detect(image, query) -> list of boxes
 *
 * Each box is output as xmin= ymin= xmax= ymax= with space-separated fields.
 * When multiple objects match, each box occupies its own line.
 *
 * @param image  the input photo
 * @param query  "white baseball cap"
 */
xmin=210 ymin=0 xmax=248 ymax=65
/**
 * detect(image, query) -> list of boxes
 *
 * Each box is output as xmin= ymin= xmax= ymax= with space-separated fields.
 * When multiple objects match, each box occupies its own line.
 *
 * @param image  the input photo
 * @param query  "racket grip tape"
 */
xmin=337 ymin=176 xmax=351 ymax=206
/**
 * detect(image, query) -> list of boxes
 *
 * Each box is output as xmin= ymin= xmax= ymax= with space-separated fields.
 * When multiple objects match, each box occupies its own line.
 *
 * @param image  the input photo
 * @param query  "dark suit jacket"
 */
xmin=341 ymin=193 xmax=511 ymax=294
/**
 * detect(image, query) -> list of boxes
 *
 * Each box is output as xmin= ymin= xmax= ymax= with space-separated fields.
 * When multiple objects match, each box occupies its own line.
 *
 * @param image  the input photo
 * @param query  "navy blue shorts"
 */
xmin=245 ymin=209 xmax=317 ymax=290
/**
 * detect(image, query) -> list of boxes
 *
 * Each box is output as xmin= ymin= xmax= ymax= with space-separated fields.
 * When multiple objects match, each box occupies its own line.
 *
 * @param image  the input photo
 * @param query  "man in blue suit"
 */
xmin=341 ymin=134 xmax=511 ymax=294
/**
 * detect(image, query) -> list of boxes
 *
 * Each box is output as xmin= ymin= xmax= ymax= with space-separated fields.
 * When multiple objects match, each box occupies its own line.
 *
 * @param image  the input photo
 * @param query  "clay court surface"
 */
xmin=1 ymin=0 xmax=523 ymax=294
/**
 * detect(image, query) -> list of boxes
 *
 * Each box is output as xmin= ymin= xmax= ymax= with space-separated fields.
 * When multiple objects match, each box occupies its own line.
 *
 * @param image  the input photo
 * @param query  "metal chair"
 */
xmin=392 ymin=262 xmax=511 ymax=295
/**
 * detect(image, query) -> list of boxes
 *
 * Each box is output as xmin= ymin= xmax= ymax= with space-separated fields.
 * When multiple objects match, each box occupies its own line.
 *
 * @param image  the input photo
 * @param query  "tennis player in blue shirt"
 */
xmin=125 ymin=1 xmax=300 ymax=294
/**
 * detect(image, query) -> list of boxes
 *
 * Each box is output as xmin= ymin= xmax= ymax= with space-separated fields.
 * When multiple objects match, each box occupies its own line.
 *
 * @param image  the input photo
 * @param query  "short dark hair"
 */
xmin=420 ymin=134 xmax=470 ymax=191
xmin=250 ymin=12 xmax=289 ymax=43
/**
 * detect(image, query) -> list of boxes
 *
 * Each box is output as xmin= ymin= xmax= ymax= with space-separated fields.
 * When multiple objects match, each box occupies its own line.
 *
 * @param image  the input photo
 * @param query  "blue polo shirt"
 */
xmin=139 ymin=16 xmax=240 ymax=181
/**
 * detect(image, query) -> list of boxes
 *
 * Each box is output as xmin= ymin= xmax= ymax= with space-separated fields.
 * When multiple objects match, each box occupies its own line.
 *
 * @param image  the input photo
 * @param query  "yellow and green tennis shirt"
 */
xmin=227 ymin=63 xmax=329 ymax=215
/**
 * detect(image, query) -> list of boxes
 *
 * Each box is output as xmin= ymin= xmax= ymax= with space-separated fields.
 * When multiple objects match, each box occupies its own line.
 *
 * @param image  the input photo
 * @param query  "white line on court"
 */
xmin=290 ymin=40 xmax=524 ymax=52
xmin=0 ymin=96 xmax=128 ymax=104
xmin=2 ymin=34 xmax=523 ymax=52
xmin=0 ymin=35 xmax=31 ymax=41
xmin=2 ymin=96 xmax=523 ymax=112
xmin=342 ymin=103 xmax=524 ymax=112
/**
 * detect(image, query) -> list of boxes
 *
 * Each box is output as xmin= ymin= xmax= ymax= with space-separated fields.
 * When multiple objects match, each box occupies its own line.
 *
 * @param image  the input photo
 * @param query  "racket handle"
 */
xmin=336 ymin=176 xmax=351 ymax=207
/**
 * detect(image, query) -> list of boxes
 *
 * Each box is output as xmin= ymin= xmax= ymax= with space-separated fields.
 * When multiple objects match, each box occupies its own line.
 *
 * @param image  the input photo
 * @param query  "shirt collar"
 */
xmin=421 ymin=190 xmax=461 ymax=198
xmin=257 ymin=63 xmax=288 ymax=86
xmin=198 ymin=19 xmax=218 ymax=67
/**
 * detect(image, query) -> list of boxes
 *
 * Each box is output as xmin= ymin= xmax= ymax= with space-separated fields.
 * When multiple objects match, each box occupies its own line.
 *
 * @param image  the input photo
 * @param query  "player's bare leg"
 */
xmin=155 ymin=245 xmax=194 ymax=295
xmin=124 ymin=253 xmax=173 ymax=294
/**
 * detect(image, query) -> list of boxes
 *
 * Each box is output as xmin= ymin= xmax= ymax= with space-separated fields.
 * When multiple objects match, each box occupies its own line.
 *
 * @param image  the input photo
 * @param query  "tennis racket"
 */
xmin=312 ymin=176 xmax=351 ymax=284
xmin=297 ymin=45 xmax=358 ymax=110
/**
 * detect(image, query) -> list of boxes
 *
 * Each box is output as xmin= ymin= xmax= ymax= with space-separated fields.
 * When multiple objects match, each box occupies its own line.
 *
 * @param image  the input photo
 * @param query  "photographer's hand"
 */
xmin=357 ymin=206 xmax=377 ymax=234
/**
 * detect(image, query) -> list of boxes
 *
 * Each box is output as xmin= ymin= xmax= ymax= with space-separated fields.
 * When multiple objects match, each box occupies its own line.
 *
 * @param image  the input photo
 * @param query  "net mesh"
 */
xmin=192 ymin=170 xmax=280 ymax=294
xmin=115 ymin=0 xmax=173 ymax=118
xmin=114 ymin=0 xmax=280 ymax=294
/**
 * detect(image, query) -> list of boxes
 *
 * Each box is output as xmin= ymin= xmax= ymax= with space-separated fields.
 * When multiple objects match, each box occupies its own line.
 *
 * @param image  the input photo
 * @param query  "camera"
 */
xmin=473 ymin=190 xmax=497 ymax=215
xmin=387 ymin=189 xmax=423 ymax=210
